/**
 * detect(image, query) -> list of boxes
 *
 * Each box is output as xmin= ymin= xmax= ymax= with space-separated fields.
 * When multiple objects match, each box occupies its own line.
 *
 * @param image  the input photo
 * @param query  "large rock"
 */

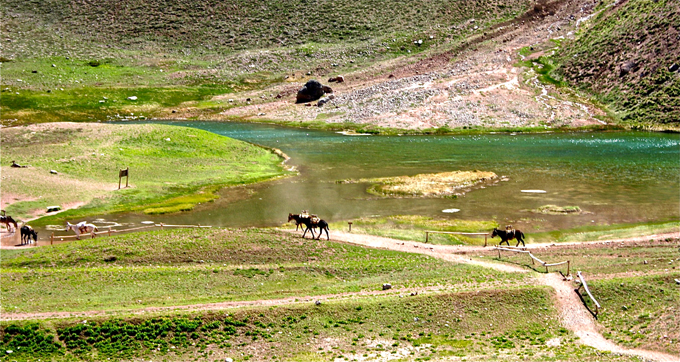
xmin=296 ymin=80 xmax=333 ymax=103
xmin=619 ymin=61 xmax=639 ymax=76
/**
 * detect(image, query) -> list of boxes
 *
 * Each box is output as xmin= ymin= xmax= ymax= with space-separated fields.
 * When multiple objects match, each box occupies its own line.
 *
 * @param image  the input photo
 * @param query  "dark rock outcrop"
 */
xmin=296 ymin=80 xmax=333 ymax=103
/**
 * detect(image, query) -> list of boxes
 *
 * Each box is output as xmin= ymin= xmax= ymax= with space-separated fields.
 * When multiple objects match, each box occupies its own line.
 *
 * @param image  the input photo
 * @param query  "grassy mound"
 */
xmin=339 ymin=170 xmax=497 ymax=198
xmin=0 ymin=122 xmax=288 ymax=221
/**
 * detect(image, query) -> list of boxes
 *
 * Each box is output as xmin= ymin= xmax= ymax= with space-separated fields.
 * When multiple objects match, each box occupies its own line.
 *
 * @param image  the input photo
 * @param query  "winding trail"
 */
xmin=2 ymin=230 xmax=677 ymax=361
xmin=329 ymin=231 xmax=679 ymax=362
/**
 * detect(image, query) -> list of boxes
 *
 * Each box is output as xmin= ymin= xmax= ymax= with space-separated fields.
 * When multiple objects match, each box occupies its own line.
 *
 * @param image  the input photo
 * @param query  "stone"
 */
xmin=315 ymin=300 xmax=322 ymax=305
xmin=669 ymin=63 xmax=679 ymax=72
xmin=317 ymin=98 xmax=330 ymax=107
xmin=46 ymin=205 xmax=61 ymax=212
xmin=382 ymin=283 xmax=392 ymax=290
xmin=296 ymin=80 xmax=332 ymax=103
xmin=127 ymin=96 xmax=138 ymax=101
xmin=619 ymin=61 xmax=639 ymax=76
xmin=50 ymin=170 xmax=58 ymax=174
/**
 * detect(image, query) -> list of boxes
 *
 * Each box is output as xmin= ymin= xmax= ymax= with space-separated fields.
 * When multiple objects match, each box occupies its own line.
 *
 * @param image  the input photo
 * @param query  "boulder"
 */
xmin=669 ymin=63 xmax=679 ymax=72
xmin=619 ymin=61 xmax=639 ymax=76
xmin=327 ymin=75 xmax=345 ymax=83
xmin=296 ymin=80 xmax=333 ymax=103
xmin=382 ymin=283 xmax=392 ymax=291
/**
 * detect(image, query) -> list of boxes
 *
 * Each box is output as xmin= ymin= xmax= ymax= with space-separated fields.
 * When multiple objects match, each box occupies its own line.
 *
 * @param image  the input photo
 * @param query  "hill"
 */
xmin=554 ymin=0 xmax=680 ymax=126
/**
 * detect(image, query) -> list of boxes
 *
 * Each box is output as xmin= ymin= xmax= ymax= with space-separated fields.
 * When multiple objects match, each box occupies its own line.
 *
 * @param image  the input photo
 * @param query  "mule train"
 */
xmin=288 ymin=211 xmax=330 ymax=240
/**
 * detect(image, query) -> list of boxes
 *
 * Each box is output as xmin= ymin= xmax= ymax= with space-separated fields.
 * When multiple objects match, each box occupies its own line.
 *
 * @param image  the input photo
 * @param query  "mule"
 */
xmin=20 ymin=225 xmax=38 ymax=245
xmin=1 ymin=214 xmax=18 ymax=233
xmin=298 ymin=217 xmax=330 ymax=240
xmin=287 ymin=213 xmax=307 ymax=231
xmin=66 ymin=221 xmax=98 ymax=239
xmin=491 ymin=227 xmax=526 ymax=247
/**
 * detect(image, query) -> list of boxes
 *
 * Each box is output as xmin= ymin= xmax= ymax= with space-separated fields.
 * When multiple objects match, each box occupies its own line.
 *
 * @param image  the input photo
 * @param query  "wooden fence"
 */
xmin=425 ymin=231 xmax=489 ymax=246
xmin=576 ymin=271 xmax=601 ymax=316
xmin=494 ymin=246 xmax=571 ymax=275
xmin=49 ymin=223 xmax=211 ymax=244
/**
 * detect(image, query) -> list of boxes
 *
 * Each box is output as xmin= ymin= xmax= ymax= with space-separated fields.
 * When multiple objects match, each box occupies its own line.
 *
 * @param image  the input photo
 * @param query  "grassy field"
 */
xmin=0 ymin=288 xmax=642 ymax=362
xmin=0 ymin=228 xmax=527 ymax=314
xmin=0 ymin=227 xmax=643 ymax=362
xmin=328 ymin=215 xmax=497 ymax=245
xmin=0 ymin=122 xmax=288 ymax=222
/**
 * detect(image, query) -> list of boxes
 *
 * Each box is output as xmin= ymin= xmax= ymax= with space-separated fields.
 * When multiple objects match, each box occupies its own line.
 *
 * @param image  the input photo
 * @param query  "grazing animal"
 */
xmin=298 ymin=217 xmax=330 ymax=240
xmin=20 ymin=225 xmax=38 ymax=245
xmin=66 ymin=221 xmax=98 ymax=239
xmin=1 ymin=214 xmax=18 ymax=233
xmin=491 ymin=227 xmax=526 ymax=247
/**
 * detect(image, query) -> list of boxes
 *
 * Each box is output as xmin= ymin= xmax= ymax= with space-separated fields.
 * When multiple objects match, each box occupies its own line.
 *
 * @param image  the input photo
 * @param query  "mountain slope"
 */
xmin=554 ymin=0 xmax=680 ymax=126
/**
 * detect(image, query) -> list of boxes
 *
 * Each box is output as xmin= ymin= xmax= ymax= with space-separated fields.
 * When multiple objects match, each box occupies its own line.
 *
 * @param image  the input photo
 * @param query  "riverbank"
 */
xmin=0 ymin=122 xmax=291 ymax=224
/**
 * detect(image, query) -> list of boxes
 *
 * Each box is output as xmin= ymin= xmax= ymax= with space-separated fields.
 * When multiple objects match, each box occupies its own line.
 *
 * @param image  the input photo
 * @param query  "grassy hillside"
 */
xmin=554 ymin=0 xmax=680 ymax=126
xmin=0 ymin=122 xmax=287 ymax=220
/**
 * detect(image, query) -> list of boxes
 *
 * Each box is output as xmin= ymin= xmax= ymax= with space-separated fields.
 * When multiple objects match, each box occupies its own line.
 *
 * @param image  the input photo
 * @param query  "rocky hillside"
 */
xmin=554 ymin=0 xmax=680 ymax=126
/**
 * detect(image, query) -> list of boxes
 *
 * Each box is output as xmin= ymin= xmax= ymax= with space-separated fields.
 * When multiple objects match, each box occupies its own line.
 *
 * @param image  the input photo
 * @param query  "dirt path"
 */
xmin=2 ymin=231 xmax=677 ymax=361
xmin=329 ymin=231 xmax=679 ymax=362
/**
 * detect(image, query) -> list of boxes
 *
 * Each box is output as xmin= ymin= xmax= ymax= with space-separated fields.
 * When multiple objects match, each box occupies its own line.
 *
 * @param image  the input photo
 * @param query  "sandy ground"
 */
xmin=2 ymin=230 xmax=678 ymax=361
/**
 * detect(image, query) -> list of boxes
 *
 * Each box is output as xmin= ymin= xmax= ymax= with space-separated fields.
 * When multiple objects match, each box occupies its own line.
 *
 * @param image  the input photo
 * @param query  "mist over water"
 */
xmin=77 ymin=122 xmax=680 ymax=233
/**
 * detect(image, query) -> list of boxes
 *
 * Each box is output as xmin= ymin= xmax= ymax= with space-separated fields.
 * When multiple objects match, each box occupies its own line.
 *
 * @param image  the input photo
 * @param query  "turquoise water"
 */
xmin=96 ymin=122 xmax=680 ymax=231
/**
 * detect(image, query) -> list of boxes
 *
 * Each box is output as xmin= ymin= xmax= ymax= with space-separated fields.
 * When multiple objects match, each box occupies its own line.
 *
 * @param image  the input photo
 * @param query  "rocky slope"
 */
xmin=554 ymin=0 xmax=680 ymax=126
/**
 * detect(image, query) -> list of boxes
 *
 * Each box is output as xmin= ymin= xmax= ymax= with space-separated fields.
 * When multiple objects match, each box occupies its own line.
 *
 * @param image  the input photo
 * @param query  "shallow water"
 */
xmin=35 ymin=122 xmax=680 ymax=240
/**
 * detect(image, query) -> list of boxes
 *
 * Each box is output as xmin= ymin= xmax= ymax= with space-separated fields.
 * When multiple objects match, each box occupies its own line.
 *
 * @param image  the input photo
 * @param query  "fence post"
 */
xmin=51 ymin=232 xmax=54 ymax=245
xmin=484 ymin=234 xmax=487 ymax=247
xmin=425 ymin=232 xmax=429 ymax=243
xmin=348 ymin=222 xmax=353 ymax=232
xmin=567 ymin=260 xmax=571 ymax=276
xmin=497 ymin=248 xmax=501 ymax=259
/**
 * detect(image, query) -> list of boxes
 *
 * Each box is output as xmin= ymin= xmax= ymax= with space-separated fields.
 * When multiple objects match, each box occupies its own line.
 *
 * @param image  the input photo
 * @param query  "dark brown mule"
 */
xmin=288 ymin=213 xmax=307 ymax=231
xmin=491 ymin=228 xmax=526 ymax=247
xmin=298 ymin=217 xmax=330 ymax=240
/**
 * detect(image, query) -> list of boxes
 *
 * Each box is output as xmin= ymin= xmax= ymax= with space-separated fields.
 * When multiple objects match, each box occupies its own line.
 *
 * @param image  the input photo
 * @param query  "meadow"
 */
xmin=0 ymin=123 xmax=289 ymax=221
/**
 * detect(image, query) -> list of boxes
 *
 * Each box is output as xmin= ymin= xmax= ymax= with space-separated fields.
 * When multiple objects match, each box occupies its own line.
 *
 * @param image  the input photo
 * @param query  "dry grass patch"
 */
xmin=343 ymin=170 xmax=497 ymax=198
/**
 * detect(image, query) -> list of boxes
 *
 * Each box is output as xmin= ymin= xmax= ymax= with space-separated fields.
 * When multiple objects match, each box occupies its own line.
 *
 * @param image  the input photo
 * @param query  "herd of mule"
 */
xmin=2 ymin=208 xmax=526 ymax=247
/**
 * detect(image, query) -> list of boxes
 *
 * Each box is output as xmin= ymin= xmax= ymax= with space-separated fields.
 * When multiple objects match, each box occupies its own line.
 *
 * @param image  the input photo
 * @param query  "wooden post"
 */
xmin=497 ymin=248 xmax=501 ymax=259
xmin=119 ymin=167 xmax=129 ymax=189
xmin=567 ymin=260 xmax=571 ymax=277
xmin=484 ymin=234 xmax=487 ymax=247
xmin=425 ymin=232 xmax=429 ymax=243
xmin=108 ymin=227 xmax=111 ymax=237
xmin=50 ymin=232 xmax=54 ymax=245
xmin=348 ymin=222 xmax=353 ymax=232
xmin=160 ymin=223 xmax=164 ymax=229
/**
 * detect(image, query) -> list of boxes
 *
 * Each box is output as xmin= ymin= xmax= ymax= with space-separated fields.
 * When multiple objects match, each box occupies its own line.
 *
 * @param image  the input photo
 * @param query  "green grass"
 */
xmin=529 ymin=220 xmax=680 ymax=244
xmin=329 ymin=215 xmax=496 ymax=245
xmin=0 ymin=288 xmax=642 ymax=362
xmin=0 ymin=228 xmax=526 ymax=313
xmin=0 ymin=123 xmax=288 ymax=222
xmin=586 ymin=273 xmax=680 ymax=355
xmin=553 ymin=0 xmax=680 ymax=126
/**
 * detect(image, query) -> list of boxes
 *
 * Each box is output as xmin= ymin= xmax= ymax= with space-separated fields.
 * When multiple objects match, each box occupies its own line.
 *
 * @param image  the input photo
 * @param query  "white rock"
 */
xmin=521 ymin=190 xmax=547 ymax=193
xmin=442 ymin=208 xmax=460 ymax=213
xmin=127 ymin=96 xmax=138 ymax=101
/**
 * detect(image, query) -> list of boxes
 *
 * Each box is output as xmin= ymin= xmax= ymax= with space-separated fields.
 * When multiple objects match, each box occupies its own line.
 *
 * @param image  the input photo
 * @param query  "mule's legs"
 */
xmin=515 ymin=236 xmax=525 ymax=248
xmin=499 ymin=239 xmax=509 ymax=246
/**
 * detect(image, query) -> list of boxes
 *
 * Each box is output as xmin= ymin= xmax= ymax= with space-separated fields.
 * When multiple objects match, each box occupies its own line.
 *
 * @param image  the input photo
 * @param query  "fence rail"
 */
xmin=49 ymin=223 xmax=211 ymax=244
xmin=425 ymin=231 xmax=489 ymax=246
xmin=494 ymin=246 xmax=571 ymax=275
xmin=576 ymin=271 xmax=601 ymax=316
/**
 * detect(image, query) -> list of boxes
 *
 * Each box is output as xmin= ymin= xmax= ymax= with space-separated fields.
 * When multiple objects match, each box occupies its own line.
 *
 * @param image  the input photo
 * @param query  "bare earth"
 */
xmin=3 ymin=230 xmax=678 ymax=361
